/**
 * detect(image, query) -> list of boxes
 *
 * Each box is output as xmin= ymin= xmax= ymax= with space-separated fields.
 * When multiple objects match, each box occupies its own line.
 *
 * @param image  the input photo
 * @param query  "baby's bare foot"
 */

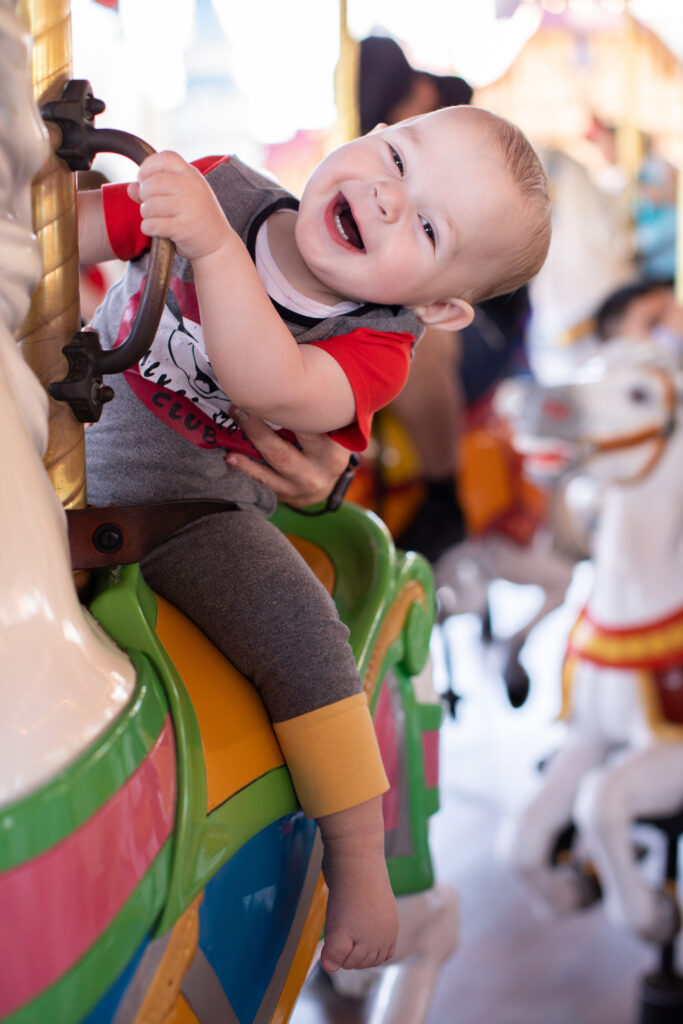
xmin=317 ymin=796 xmax=398 ymax=972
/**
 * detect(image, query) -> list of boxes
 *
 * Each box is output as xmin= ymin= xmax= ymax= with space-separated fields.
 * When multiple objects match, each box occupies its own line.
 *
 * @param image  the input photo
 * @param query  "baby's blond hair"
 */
xmin=457 ymin=107 xmax=551 ymax=304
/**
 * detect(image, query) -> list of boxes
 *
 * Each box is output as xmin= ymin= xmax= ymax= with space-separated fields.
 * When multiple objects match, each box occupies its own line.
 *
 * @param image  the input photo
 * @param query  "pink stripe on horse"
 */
xmin=0 ymin=716 xmax=176 ymax=1016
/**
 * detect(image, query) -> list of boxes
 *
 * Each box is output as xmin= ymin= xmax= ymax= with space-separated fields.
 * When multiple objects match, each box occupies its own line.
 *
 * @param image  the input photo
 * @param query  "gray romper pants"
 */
xmin=86 ymin=381 xmax=361 ymax=723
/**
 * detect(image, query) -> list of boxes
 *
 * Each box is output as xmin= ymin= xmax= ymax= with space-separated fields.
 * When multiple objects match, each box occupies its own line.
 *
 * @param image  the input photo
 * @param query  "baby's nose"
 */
xmin=374 ymin=181 xmax=401 ymax=222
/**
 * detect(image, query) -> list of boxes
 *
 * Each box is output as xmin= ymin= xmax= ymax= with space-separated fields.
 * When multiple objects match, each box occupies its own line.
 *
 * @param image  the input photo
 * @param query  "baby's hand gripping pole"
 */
xmin=41 ymin=79 xmax=174 ymax=421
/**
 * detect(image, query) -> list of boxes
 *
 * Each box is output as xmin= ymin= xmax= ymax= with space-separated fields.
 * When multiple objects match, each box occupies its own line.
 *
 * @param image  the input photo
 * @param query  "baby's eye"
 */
xmin=388 ymin=144 xmax=404 ymax=175
xmin=420 ymin=216 xmax=435 ymax=245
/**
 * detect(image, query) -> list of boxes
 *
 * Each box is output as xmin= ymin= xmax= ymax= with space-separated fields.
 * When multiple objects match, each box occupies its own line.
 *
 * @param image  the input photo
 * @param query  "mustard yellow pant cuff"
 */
xmin=273 ymin=693 xmax=389 ymax=819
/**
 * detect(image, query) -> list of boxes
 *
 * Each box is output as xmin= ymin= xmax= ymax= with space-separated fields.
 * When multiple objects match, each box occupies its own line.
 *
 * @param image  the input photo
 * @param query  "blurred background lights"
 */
xmin=70 ymin=0 xmax=683 ymax=178
xmin=211 ymin=1 xmax=340 ymax=144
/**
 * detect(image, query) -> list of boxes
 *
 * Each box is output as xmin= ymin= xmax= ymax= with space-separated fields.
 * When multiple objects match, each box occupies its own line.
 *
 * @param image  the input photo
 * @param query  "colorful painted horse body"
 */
xmin=498 ymin=341 xmax=683 ymax=945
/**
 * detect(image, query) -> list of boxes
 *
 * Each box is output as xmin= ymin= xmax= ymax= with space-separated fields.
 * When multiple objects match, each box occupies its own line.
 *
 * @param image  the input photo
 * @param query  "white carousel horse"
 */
xmin=497 ymin=340 xmax=683 ymax=945
xmin=528 ymin=145 xmax=634 ymax=358
xmin=0 ymin=1 xmax=135 ymax=805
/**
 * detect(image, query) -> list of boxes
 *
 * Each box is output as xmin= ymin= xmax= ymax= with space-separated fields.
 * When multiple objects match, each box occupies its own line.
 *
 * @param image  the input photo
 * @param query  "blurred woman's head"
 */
xmin=359 ymin=36 xmax=472 ymax=134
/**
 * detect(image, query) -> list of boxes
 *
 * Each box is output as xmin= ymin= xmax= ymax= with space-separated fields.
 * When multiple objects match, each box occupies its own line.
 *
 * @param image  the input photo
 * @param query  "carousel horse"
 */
xmin=0 ymin=8 xmax=455 ymax=1022
xmin=432 ymin=394 xmax=579 ymax=708
xmin=350 ymin=398 xmax=579 ymax=708
xmin=528 ymin=145 xmax=634 ymax=355
xmin=497 ymin=340 xmax=683 ymax=953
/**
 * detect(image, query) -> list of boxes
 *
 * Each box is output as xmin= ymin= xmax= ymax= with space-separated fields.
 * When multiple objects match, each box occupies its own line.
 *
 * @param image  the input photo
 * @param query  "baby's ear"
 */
xmin=411 ymin=298 xmax=474 ymax=332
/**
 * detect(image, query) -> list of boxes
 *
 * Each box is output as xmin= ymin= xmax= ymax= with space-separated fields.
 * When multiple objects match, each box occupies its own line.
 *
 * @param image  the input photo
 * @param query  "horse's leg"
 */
xmin=499 ymin=558 xmax=573 ymax=705
xmin=574 ymin=742 xmax=683 ymax=943
xmin=497 ymin=730 xmax=607 ymax=911
xmin=470 ymin=533 xmax=577 ymax=704
xmin=433 ymin=536 xmax=491 ymax=621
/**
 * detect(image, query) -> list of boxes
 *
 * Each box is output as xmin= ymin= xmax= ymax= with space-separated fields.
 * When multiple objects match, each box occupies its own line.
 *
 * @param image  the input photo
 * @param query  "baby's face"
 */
xmin=295 ymin=107 xmax=522 ymax=308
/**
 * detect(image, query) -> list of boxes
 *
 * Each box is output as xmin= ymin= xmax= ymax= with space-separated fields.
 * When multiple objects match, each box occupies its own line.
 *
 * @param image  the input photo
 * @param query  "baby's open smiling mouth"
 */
xmin=327 ymin=194 xmax=365 ymax=252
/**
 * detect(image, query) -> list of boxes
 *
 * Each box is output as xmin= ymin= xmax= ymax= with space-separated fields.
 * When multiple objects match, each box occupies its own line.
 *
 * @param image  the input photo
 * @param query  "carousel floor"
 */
xmin=291 ymin=562 xmax=681 ymax=1024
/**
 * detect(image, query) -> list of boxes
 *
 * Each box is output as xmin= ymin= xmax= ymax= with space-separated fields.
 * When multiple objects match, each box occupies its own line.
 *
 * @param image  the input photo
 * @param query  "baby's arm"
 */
xmin=133 ymin=152 xmax=356 ymax=434
xmin=76 ymin=189 xmax=116 ymax=265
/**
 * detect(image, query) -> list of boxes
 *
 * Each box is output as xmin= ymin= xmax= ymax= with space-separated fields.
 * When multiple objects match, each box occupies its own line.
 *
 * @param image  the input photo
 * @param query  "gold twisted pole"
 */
xmin=331 ymin=0 xmax=359 ymax=150
xmin=16 ymin=0 xmax=85 ymax=510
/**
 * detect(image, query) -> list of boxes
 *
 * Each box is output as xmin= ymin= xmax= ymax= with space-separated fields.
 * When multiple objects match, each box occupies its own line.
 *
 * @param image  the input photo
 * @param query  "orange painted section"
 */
xmin=286 ymin=535 xmax=336 ymax=595
xmin=166 ymin=993 xmax=201 ymax=1023
xmin=155 ymin=595 xmax=285 ymax=813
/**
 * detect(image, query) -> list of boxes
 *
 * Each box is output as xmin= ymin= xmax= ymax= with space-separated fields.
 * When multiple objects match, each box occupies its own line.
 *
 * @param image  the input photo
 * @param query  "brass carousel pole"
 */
xmin=676 ymin=30 xmax=683 ymax=303
xmin=615 ymin=9 xmax=643 ymax=187
xmin=15 ymin=0 xmax=85 ymax=512
xmin=332 ymin=0 xmax=359 ymax=149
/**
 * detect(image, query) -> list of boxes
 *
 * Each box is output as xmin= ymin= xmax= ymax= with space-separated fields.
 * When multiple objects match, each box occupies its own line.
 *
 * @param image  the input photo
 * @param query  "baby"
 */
xmin=79 ymin=105 xmax=551 ymax=973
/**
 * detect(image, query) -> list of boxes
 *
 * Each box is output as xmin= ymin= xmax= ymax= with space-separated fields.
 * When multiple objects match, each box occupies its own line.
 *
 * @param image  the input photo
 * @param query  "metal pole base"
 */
xmin=639 ymin=971 xmax=683 ymax=1024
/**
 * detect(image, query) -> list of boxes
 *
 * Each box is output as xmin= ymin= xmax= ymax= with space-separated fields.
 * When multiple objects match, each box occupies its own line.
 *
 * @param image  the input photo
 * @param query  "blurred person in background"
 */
xmin=359 ymin=34 xmax=473 ymax=134
xmin=632 ymin=134 xmax=678 ymax=283
xmin=594 ymin=278 xmax=682 ymax=361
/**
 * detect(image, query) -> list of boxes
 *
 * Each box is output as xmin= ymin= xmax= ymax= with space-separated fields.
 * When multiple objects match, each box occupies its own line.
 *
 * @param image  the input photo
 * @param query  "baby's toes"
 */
xmin=337 ymin=941 xmax=373 ymax=971
xmin=349 ymin=947 xmax=384 ymax=971
xmin=361 ymin=941 xmax=396 ymax=969
xmin=338 ymin=939 xmax=392 ymax=971
xmin=320 ymin=932 xmax=354 ymax=973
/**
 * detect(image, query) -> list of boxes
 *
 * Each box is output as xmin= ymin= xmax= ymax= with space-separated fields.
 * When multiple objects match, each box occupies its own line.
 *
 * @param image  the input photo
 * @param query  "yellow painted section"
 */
xmin=286 ymin=535 xmax=335 ymax=595
xmin=269 ymin=874 xmax=328 ymax=1024
xmin=134 ymin=896 xmax=202 ymax=1024
xmin=362 ymin=580 xmax=426 ymax=700
xmin=155 ymin=595 xmax=285 ymax=813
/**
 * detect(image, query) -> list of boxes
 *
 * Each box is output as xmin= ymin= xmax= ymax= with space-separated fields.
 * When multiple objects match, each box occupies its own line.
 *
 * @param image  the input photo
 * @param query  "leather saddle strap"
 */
xmin=67 ymin=500 xmax=239 ymax=570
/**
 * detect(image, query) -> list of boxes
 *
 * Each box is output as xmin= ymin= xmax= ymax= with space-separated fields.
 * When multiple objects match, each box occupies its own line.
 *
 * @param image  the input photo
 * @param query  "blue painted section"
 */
xmin=198 ymin=812 xmax=318 ymax=1024
xmin=81 ymin=935 xmax=150 ymax=1024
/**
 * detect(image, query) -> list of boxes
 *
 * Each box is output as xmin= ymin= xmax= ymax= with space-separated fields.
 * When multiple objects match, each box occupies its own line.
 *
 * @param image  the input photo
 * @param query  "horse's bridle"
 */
xmin=577 ymin=364 xmax=678 ymax=483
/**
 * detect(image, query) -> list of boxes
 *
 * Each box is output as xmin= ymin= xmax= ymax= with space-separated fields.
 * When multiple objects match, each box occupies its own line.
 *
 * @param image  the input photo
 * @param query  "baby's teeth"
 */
xmin=335 ymin=212 xmax=349 ymax=242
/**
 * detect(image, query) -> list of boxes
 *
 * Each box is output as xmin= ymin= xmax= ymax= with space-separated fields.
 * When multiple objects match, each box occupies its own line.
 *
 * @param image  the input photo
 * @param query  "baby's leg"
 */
xmin=141 ymin=509 xmax=361 ymax=719
xmin=317 ymin=795 xmax=398 ymax=972
xmin=142 ymin=510 xmax=397 ymax=968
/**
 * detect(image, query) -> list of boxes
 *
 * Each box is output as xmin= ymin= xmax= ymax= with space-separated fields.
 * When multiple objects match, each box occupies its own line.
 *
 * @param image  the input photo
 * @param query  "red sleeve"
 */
xmin=310 ymin=328 xmax=415 ymax=451
xmin=101 ymin=181 xmax=146 ymax=260
xmin=101 ymin=155 xmax=232 ymax=261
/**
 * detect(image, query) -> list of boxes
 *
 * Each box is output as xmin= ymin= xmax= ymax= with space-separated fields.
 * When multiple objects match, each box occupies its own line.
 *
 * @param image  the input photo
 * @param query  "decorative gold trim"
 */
xmin=561 ymin=658 xmax=683 ymax=741
xmin=568 ymin=609 xmax=683 ymax=669
xmin=134 ymin=894 xmax=203 ymax=1024
xmin=362 ymin=580 xmax=427 ymax=701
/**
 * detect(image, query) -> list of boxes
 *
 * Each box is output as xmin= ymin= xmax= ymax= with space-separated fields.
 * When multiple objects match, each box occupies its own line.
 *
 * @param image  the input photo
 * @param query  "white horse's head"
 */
xmin=511 ymin=341 xmax=682 ymax=486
